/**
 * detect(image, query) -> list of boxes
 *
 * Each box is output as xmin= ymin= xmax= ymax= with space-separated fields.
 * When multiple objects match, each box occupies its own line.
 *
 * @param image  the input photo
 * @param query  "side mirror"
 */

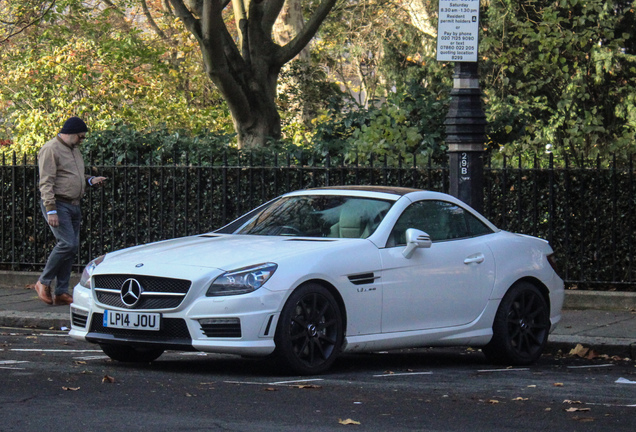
xmin=402 ymin=228 xmax=432 ymax=259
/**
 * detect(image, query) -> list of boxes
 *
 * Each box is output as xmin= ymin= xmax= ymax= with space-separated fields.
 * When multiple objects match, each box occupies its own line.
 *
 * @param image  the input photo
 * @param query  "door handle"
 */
xmin=464 ymin=253 xmax=485 ymax=264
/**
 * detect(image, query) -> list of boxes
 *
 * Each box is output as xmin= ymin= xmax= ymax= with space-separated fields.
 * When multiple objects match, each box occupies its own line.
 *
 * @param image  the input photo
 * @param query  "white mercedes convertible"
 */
xmin=69 ymin=186 xmax=564 ymax=374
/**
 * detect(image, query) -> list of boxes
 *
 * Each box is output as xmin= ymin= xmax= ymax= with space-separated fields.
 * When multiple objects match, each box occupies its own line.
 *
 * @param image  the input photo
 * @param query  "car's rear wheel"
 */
xmin=100 ymin=344 xmax=164 ymax=363
xmin=483 ymin=282 xmax=550 ymax=365
xmin=274 ymin=283 xmax=344 ymax=375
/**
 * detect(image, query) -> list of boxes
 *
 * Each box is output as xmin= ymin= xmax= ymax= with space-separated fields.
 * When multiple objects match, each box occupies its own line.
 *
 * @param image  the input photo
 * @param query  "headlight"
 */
xmin=79 ymin=255 xmax=105 ymax=288
xmin=206 ymin=263 xmax=277 ymax=296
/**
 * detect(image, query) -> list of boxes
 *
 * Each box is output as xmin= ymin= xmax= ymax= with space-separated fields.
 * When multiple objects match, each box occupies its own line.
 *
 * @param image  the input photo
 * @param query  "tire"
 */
xmin=100 ymin=344 xmax=164 ymax=363
xmin=482 ymin=282 xmax=550 ymax=365
xmin=274 ymin=283 xmax=344 ymax=375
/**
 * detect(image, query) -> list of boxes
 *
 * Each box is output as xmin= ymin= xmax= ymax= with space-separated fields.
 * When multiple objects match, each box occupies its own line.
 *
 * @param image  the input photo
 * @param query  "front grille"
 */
xmin=88 ymin=313 xmax=192 ymax=343
xmin=97 ymin=292 xmax=184 ymax=309
xmin=71 ymin=311 xmax=88 ymax=328
xmin=93 ymin=274 xmax=191 ymax=310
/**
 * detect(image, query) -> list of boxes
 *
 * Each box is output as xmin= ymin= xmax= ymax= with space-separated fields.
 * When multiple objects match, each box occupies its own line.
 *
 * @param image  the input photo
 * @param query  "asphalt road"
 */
xmin=1 ymin=327 xmax=636 ymax=432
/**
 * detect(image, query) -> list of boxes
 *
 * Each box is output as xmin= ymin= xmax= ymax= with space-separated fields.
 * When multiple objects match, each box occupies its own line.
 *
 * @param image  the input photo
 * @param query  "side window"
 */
xmin=465 ymin=210 xmax=493 ymax=237
xmin=388 ymin=200 xmax=493 ymax=246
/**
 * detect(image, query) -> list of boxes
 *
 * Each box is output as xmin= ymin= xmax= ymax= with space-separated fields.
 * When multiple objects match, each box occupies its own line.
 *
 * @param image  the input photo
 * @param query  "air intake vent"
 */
xmin=348 ymin=273 xmax=379 ymax=285
xmin=199 ymin=318 xmax=242 ymax=338
xmin=71 ymin=310 xmax=88 ymax=328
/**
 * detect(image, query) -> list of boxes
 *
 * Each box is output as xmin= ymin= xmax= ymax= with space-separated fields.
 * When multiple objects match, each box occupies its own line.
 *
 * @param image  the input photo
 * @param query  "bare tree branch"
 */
xmin=101 ymin=0 xmax=128 ymax=18
xmin=276 ymin=0 xmax=338 ymax=65
xmin=169 ymin=0 xmax=202 ymax=40
xmin=140 ymin=0 xmax=173 ymax=45
xmin=161 ymin=0 xmax=174 ymax=14
xmin=1 ymin=0 xmax=57 ymax=44
xmin=101 ymin=0 xmax=134 ymax=32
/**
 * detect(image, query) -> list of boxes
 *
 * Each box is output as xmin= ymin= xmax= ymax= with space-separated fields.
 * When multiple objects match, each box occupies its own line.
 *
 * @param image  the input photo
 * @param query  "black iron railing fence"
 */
xmin=1 ymin=151 xmax=634 ymax=290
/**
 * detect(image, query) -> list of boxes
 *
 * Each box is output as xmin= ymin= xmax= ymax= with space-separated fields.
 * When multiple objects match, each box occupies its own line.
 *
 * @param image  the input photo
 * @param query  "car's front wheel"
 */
xmin=274 ymin=283 xmax=344 ymax=375
xmin=100 ymin=344 xmax=164 ymax=363
xmin=483 ymin=282 xmax=550 ymax=365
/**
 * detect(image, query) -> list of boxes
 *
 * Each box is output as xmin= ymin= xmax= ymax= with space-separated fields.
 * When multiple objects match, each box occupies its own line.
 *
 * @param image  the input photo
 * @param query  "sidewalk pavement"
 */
xmin=1 ymin=271 xmax=635 ymax=359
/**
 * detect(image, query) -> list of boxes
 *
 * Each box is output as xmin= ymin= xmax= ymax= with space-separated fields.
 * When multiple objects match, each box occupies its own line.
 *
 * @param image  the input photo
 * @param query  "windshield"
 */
xmin=234 ymin=195 xmax=393 ymax=238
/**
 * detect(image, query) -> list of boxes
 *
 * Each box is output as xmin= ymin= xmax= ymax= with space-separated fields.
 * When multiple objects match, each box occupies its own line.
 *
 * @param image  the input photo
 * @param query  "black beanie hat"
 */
xmin=60 ymin=117 xmax=88 ymax=135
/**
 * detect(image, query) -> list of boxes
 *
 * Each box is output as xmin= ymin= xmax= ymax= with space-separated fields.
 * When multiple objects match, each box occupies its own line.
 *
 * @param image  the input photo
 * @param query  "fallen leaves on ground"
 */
xmin=553 ymin=382 xmax=564 ymax=387
xmin=567 ymin=343 xmax=632 ymax=362
xmin=101 ymin=375 xmax=115 ymax=384
xmin=295 ymin=384 xmax=322 ymax=389
xmin=338 ymin=418 xmax=361 ymax=425
xmin=62 ymin=387 xmax=80 ymax=391
xmin=565 ymin=407 xmax=591 ymax=413
xmin=569 ymin=344 xmax=600 ymax=359
xmin=512 ymin=397 xmax=528 ymax=401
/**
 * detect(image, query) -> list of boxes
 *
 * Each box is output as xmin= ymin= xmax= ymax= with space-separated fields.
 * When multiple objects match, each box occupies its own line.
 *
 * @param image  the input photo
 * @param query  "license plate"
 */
xmin=103 ymin=310 xmax=161 ymax=331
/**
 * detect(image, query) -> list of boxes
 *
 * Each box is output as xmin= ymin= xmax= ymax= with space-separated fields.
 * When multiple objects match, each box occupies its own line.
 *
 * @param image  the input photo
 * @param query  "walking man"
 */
xmin=34 ymin=117 xmax=106 ymax=305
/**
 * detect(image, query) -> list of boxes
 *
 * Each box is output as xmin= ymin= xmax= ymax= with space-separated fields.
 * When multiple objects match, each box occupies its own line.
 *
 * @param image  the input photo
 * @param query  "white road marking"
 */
xmin=11 ymin=349 xmax=102 ymax=353
xmin=73 ymin=355 xmax=110 ymax=361
xmin=0 ymin=360 xmax=29 ymax=365
xmin=567 ymin=364 xmax=614 ymax=369
xmin=585 ymin=402 xmax=636 ymax=408
xmin=268 ymin=378 xmax=325 ymax=385
xmin=477 ymin=368 xmax=530 ymax=373
xmin=373 ymin=372 xmax=433 ymax=377
xmin=0 ymin=360 xmax=29 ymax=370
xmin=225 ymin=378 xmax=325 ymax=386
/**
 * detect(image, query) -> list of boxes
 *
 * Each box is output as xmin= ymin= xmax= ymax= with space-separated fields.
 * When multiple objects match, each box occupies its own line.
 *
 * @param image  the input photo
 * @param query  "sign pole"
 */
xmin=436 ymin=0 xmax=486 ymax=213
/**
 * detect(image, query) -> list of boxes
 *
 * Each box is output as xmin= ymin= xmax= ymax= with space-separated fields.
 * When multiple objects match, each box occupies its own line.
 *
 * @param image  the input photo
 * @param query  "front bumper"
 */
xmin=69 ymin=283 xmax=285 ymax=356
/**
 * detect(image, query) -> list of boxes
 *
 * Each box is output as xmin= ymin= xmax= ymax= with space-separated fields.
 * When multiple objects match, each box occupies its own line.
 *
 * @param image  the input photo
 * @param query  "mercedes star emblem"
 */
xmin=120 ymin=278 xmax=143 ymax=307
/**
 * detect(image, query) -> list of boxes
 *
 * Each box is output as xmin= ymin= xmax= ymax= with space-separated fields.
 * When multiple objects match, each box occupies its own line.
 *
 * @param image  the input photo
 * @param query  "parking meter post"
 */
xmin=445 ymin=62 xmax=486 ymax=213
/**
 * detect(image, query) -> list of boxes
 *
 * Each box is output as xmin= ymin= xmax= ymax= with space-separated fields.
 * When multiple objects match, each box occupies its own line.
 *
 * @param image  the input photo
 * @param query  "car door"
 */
xmin=379 ymin=200 xmax=496 ymax=333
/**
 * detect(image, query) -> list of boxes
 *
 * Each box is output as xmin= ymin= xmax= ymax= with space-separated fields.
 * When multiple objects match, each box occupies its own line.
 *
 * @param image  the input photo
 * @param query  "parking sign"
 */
xmin=436 ymin=0 xmax=480 ymax=62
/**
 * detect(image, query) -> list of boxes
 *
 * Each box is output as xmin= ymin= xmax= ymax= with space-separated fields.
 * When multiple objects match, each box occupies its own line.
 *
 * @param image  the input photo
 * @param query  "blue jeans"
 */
xmin=39 ymin=201 xmax=81 ymax=295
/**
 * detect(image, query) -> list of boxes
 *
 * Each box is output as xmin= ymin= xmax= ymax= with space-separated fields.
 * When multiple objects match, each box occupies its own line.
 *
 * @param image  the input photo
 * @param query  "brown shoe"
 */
xmin=35 ymin=281 xmax=53 ymax=305
xmin=53 ymin=292 xmax=73 ymax=306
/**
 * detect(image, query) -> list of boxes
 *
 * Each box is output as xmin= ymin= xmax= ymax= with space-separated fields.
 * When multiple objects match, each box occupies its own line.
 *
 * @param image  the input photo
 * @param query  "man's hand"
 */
xmin=47 ymin=214 xmax=59 ymax=227
xmin=92 ymin=176 xmax=107 ymax=185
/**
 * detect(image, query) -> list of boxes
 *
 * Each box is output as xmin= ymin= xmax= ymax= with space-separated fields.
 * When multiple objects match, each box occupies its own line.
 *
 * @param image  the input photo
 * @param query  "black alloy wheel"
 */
xmin=275 ymin=283 xmax=344 ymax=375
xmin=483 ymin=282 xmax=550 ymax=365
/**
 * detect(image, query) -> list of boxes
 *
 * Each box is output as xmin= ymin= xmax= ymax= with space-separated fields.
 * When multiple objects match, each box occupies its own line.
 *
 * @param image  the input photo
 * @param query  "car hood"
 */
xmin=102 ymin=234 xmax=353 ymax=271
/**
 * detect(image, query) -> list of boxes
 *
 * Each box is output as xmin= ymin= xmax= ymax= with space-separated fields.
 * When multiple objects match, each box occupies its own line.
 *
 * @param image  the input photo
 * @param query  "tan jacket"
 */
xmin=38 ymin=136 xmax=90 ymax=211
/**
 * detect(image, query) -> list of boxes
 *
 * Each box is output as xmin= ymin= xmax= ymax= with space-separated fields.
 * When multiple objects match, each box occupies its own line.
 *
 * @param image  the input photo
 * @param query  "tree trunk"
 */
xmin=230 ymin=88 xmax=282 ymax=148
xmin=168 ymin=0 xmax=338 ymax=149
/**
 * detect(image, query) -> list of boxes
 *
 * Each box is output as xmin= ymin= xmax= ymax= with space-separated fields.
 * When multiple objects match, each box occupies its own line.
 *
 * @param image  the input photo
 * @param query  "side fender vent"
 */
xmin=348 ymin=273 xmax=379 ymax=285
